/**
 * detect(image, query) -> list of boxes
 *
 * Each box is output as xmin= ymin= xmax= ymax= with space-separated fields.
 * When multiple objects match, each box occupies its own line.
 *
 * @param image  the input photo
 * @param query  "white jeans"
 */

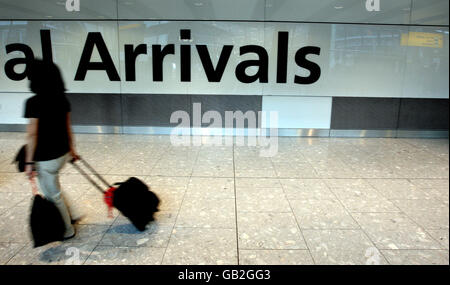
xmin=35 ymin=153 xmax=75 ymax=238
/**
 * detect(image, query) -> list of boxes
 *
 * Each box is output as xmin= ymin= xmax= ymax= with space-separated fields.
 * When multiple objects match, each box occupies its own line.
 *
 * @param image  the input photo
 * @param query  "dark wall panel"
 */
xmin=65 ymin=93 xmax=449 ymax=131
xmin=122 ymin=94 xmax=190 ymax=127
xmin=190 ymin=95 xmax=262 ymax=128
xmin=398 ymin=99 xmax=449 ymax=130
xmin=67 ymin=93 xmax=263 ymax=128
xmin=331 ymin=97 xmax=400 ymax=129
xmin=67 ymin=93 xmax=122 ymax=125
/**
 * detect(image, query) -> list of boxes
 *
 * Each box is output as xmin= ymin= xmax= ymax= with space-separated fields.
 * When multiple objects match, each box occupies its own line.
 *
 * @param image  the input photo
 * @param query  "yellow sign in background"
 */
xmin=401 ymin=32 xmax=444 ymax=48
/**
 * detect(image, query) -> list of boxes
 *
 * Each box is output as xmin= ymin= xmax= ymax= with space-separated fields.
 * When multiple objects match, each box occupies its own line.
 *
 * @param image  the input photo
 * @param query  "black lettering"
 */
xmin=196 ymin=45 xmax=233 ymax=82
xmin=40 ymin=29 xmax=53 ymax=62
xmin=235 ymin=45 xmax=268 ymax=83
xmin=180 ymin=29 xmax=191 ymax=41
xmin=4 ymin=43 xmax=34 ymax=81
xmin=152 ymin=44 xmax=175 ymax=81
xmin=125 ymin=44 xmax=147 ymax=81
xmin=74 ymin=32 xmax=120 ymax=81
xmin=180 ymin=45 xmax=191 ymax=81
xmin=180 ymin=29 xmax=191 ymax=82
xmin=294 ymin=46 xmax=321 ymax=84
xmin=276 ymin=31 xmax=288 ymax=83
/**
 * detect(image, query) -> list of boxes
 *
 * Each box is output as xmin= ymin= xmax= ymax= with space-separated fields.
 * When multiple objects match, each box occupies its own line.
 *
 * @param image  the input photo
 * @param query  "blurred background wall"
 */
xmin=0 ymin=0 xmax=448 ymax=137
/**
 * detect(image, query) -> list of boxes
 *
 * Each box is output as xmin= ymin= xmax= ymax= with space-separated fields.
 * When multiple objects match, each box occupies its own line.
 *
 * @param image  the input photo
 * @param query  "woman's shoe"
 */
xmin=63 ymin=229 xmax=76 ymax=241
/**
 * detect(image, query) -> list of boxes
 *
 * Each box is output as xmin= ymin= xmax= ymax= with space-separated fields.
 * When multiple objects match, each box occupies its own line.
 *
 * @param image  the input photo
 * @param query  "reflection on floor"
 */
xmin=0 ymin=132 xmax=448 ymax=265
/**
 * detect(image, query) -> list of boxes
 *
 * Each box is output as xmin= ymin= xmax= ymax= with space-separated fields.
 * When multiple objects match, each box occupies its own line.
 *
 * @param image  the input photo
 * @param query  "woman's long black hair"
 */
xmin=27 ymin=59 xmax=69 ymax=114
xmin=28 ymin=59 xmax=66 ymax=95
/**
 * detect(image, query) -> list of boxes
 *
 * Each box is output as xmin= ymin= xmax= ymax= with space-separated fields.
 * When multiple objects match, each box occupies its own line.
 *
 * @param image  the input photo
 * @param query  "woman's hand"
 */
xmin=25 ymin=164 xmax=36 ymax=180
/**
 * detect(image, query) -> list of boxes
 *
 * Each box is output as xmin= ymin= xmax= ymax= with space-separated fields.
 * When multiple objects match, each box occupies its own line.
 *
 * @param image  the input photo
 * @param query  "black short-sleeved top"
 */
xmin=24 ymin=95 xmax=71 ymax=161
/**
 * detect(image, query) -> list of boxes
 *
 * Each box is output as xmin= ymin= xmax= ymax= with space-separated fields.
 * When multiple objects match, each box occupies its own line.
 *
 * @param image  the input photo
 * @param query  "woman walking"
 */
xmin=24 ymin=59 xmax=79 ymax=240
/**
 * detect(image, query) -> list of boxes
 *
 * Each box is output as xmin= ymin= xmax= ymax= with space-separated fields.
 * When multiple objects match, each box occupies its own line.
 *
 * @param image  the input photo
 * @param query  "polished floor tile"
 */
xmin=366 ymin=179 xmax=433 ymax=200
xmin=0 ymin=174 xmax=31 ymax=193
xmin=235 ymin=178 xmax=281 ymax=188
xmin=143 ymin=176 xmax=190 ymax=187
xmin=236 ymin=187 xmax=291 ymax=212
xmin=409 ymin=179 xmax=449 ymax=205
xmin=237 ymin=212 xmax=307 ymax=250
xmin=0 ymin=192 xmax=29 ymax=215
xmin=175 ymin=197 xmax=235 ymax=228
xmin=280 ymin=179 xmax=335 ymax=200
xmin=69 ymin=225 xmax=110 ymax=244
xmin=303 ymin=229 xmax=388 ymax=265
xmin=186 ymin=177 xmax=234 ymax=199
xmin=0 ymin=207 xmax=31 ymax=243
xmin=99 ymin=219 xmax=172 ymax=248
xmin=145 ymin=186 xmax=186 ymax=211
xmin=235 ymin=168 xmax=278 ymax=178
xmin=410 ymin=178 xmax=449 ymax=189
xmin=290 ymin=199 xmax=360 ymax=230
xmin=239 ymin=249 xmax=314 ymax=265
xmin=192 ymin=164 xmax=234 ymax=177
xmin=327 ymin=184 xmax=400 ymax=213
xmin=75 ymin=194 xmax=119 ymax=225
xmin=380 ymin=249 xmax=449 ymax=265
xmin=85 ymin=246 xmax=165 ymax=265
xmin=162 ymin=228 xmax=237 ymax=265
xmin=426 ymin=229 xmax=449 ymax=250
xmin=352 ymin=213 xmax=441 ymax=250
xmin=391 ymin=199 xmax=449 ymax=230
xmin=337 ymin=196 xmax=400 ymax=213
xmin=275 ymin=166 xmax=318 ymax=178
xmin=0 ymin=242 xmax=24 ymax=265
xmin=0 ymin=133 xmax=448 ymax=265
xmin=7 ymin=241 xmax=98 ymax=265
xmin=151 ymin=167 xmax=193 ymax=177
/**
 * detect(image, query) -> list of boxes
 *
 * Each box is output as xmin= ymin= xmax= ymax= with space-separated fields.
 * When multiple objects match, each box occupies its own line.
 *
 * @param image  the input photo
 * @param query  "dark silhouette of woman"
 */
xmin=24 ymin=59 xmax=79 ymax=240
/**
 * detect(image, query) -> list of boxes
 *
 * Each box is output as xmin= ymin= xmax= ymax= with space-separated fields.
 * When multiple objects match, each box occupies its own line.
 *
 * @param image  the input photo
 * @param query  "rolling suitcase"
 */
xmin=71 ymin=157 xmax=160 ymax=231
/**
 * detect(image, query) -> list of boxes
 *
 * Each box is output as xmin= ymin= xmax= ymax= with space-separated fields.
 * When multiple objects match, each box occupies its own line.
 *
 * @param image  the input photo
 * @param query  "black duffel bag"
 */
xmin=30 ymin=193 xmax=66 ymax=247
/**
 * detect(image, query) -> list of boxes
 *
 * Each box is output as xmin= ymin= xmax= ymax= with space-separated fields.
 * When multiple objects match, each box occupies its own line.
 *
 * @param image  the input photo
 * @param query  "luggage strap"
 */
xmin=70 ymin=157 xmax=112 ymax=194
xmin=78 ymin=157 xmax=112 ymax=189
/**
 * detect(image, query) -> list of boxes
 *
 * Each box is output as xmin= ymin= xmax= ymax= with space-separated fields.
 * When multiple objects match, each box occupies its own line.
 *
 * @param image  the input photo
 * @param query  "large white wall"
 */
xmin=0 ymin=21 xmax=448 ymax=98
xmin=0 ymin=0 xmax=448 ymax=127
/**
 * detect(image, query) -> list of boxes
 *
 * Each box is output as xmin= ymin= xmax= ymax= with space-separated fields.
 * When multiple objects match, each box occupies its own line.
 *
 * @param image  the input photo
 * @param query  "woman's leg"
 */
xmin=35 ymin=153 xmax=75 ymax=238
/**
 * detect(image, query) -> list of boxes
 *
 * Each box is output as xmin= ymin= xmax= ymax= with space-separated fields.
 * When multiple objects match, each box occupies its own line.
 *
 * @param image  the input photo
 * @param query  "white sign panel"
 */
xmin=0 ymin=21 xmax=448 ymax=98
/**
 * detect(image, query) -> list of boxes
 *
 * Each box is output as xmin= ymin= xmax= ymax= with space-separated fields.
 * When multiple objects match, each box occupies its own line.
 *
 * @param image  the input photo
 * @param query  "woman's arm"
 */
xmin=67 ymin=112 xmax=79 ymax=160
xmin=25 ymin=118 xmax=38 ymax=178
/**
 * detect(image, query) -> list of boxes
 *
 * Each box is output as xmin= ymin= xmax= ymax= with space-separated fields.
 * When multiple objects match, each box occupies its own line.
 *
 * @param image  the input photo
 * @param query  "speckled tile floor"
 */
xmin=0 ymin=132 xmax=448 ymax=265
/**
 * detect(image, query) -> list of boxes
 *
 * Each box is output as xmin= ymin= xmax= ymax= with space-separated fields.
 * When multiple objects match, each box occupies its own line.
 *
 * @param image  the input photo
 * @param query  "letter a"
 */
xmin=66 ymin=0 xmax=80 ymax=12
xmin=365 ymin=0 xmax=380 ymax=12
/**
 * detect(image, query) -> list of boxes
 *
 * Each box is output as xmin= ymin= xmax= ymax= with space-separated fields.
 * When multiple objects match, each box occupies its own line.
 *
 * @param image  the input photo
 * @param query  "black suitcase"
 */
xmin=113 ymin=177 xmax=160 ymax=231
xmin=71 ymin=158 xmax=160 ymax=231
